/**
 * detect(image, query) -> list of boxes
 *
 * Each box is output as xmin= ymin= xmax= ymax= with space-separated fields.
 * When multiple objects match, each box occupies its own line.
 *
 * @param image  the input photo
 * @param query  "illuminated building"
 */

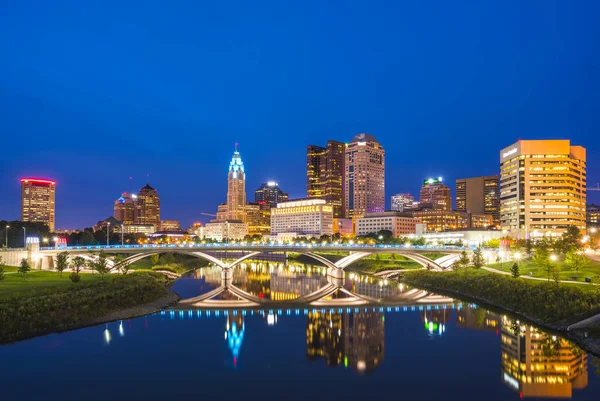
xmin=500 ymin=318 xmax=588 ymax=398
xmin=187 ymin=222 xmax=203 ymax=236
xmin=244 ymin=203 xmax=270 ymax=236
xmin=20 ymin=178 xmax=56 ymax=232
xmin=421 ymin=230 xmax=505 ymax=247
xmin=419 ymin=178 xmax=451 ymax=211
xmin=255 ymin=182 xmax=288 ymax=208
xmin=500 ymin=140 xmax=586 ymax=238
xmin=356 ymin=211 xmax=424 ymax=237
xmin=121 ymin=224 xmax=155 ymax=235
xmin=113 ymin=192 xmax=136 ymax=225
xmin=345 ymin=133 xmax=385 ymax=219
xmin=413 ymin=210 xmax=492 ymax=232
xmin=344 ymin=312 xmax=384 ymax=374
xmin=306 ymin=311 xmax=345 ymax=366
xmin=135 ymin=183 xmax=161 ymax=230
xmin=202 ymin=220 xmax=248 ymax=241
xmin=225 ymin=315 xmax=245 ymax=367
xmin=587 ymin=204 xmax=599 ymax=225
xmin=270 ymin=198 xmax=333 ymax=238
xmin=391 ymin=193 xmax=415 ymax=212
xmin=307 ymin=140 xmax=345 ymax=218
xmin=215 ymin=145 xmax=247 ymax=222
xmin=160 ymin=220 xmax=181 ymax=231
xmin=333 ymin=218 xmax=353 ymax=236
xmin=455 ymin=175 xmax=499 ymax=225
xmin=269 ymin=271 xmax=323 ymax=301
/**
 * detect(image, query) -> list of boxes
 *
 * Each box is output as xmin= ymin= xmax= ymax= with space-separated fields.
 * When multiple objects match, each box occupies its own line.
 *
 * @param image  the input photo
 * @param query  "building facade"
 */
xmin=455 ymin=175 xmax=499 ymax=225
xmin=270 ymin=199 xmax=333 ymax=237
xmin=244 ymin=203 xmax=270 ymax=236
xmin=254 ymin=181 xmax=288 ymax=208
xmin=587 ymin=204 xmax=599 ymax=226
xmin=391 ymin=193 xmax=415 ymax=212
xmin=307 ymin=140 xmax=345 ymax=218
xmin=114 ymin=192 xmax=136 ymax=225
xmin=20 ymin=178 xmax=56 ymax=232
xmin=345 ymin=133 xmax=385 ymax=219
xmin=499 ymin=140 xmax=586 ymax=238
xmin=419 ymin=178 xmax=451 ymax=211
xmin=413 ymin=210 xmax=493 ymax=232
xmin=160 ymin=220 xmax=181 ymax=231
xmin=135 ymin=184 xmax=161 ymax=229
xmin=203 ymin=220 xmax=248 ymax=241
xmin=356 ymin=212 xmax=423 ymax=237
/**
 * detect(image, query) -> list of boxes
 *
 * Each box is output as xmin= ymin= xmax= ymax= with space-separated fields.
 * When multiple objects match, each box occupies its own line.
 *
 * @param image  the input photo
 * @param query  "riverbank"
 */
xmin=0 ymin=271 xmax=176 ymax=344
xmin=400 ymin=269 xmax=600 ymax=356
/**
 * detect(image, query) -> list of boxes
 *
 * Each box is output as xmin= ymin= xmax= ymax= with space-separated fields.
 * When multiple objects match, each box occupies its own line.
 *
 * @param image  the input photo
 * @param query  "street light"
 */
xmin=550 ymin=254 xmax=557 ymax=262
xmin=514 ymin=252 xmax=521 ymax=266
xmin=107 ymin=222 xmax=111 ymax=246
xmin=121 ymin=224 xmax=124 ymax=246
xmin=4 ymin=225 xmax=9 ymax=248
xmin=591 ymin=227 xmax=597 ymax=234
xmin=499 ymin=251 xmax=505 ymax=269
xmin=22 ymin=227 xmax=26 ymax=247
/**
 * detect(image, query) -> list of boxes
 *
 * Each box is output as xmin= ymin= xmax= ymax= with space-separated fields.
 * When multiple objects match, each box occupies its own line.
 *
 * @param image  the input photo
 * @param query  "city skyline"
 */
xmin=1 ymin=2 xmax=600 ymax=229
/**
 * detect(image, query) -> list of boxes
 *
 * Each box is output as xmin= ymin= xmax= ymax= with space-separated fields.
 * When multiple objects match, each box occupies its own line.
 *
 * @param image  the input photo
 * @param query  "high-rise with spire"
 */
xmin=216 ymin=144 xmax=248 ymax=222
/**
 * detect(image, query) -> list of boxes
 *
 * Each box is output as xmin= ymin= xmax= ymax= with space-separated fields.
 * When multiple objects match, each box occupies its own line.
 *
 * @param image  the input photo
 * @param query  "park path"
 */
xmin=481 ymin=266 xmax=597 ymax=286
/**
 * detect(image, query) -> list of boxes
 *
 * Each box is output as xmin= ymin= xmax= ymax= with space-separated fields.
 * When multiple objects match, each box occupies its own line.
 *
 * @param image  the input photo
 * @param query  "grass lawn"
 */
xmin=487 ymin=257 xmax=600 ymax=283
xmin=2 ymin=265 xmax=18 ymax=273
xmin=0 ymin=271 xmax=106 ymax=299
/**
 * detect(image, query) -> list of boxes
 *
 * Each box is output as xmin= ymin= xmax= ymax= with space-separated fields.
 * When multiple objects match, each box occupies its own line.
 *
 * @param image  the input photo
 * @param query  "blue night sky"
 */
xmin=1 ymin=0 xmax=599 ymax=229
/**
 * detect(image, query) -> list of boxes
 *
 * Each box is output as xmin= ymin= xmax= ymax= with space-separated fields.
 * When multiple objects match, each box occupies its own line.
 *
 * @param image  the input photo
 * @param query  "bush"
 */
xmin=402 ymin=270 xmax=600 ymax=325
xmin=69 ymin=272 xmax=81 ymax=283
xmin=0 ymin=272 xmax=169 ymax=343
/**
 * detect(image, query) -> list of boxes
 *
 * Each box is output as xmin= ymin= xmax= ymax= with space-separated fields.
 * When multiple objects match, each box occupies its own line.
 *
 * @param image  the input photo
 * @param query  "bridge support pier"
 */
xmin=222 ymin=268 xmax=233 ymax=288
xmin=327 ymin=267 xmax=345 ymax=287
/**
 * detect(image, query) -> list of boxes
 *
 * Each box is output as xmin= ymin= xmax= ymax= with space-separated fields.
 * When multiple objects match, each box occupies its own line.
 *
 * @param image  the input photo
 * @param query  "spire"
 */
xmin=235 ymin=142 xmax=239 ymax=154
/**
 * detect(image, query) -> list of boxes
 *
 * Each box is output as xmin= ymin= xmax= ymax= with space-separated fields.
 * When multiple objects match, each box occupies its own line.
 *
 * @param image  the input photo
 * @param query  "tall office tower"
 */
xmin=455 ymin=175 xmax=499 ymax=224
xmin=20 ymin=178 xmax=56 ymax=232
xmin=419 ymin=178 xmax=451 ymax=211
xmin=344 ymin=133 xmax=385 ymax=219
xmin=391 ymin=193 xmax=414 ymax=212
xmin=254 ymin=181 xmax=289 ymax=208
xmin=135 ymin=183 xmax=161 ymax=229
xmin=227 ymin=145 xmax=246 ymax=219
xmin=499 ymin=140 xmax=586 ymax=238
xmin=113 ymin=192 xmax=136 ymax=225
xmin=306 ymin=140 xmax=345 ymax=218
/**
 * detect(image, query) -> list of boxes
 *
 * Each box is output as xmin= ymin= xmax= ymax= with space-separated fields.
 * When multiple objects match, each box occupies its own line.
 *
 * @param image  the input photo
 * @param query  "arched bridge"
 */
xmin=32 ymin=243 xmax=467 ymax=273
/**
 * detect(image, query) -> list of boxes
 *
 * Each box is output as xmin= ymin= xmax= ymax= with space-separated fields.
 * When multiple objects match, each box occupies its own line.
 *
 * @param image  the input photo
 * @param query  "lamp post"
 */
xmin=53 ymin=236 xmax=58 ymax=249
xmin=514 ymin=252 xmax=521 ymax=266
xmin=121 ymin=224 xmax=124 ymax=246
xmin=498 ymin=251 xmax=505 ymax=269
xmin=107 ymin=222 xmax=110 ymax=246
xmin=549 ymin=254 xmax=557 ymax=282
xmin=22 ymin=227 xmax=26 ymax=247
xmin=4 ymin=225 xmax=9 ymax=248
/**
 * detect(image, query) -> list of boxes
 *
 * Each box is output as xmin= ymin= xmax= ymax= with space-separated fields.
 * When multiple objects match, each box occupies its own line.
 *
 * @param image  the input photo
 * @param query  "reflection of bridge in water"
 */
xmin=174 ymin=264 xmax=455 ymax=309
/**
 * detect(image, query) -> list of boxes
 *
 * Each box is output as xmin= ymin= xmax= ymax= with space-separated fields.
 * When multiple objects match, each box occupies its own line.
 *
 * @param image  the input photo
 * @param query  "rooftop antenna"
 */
xmin=129 ymin=176 xmax=133 ymax=194
xmin=235 ymin=142 xmax=239 ymax=153
xmin=146 ymin=173 xmax=150 ymax=184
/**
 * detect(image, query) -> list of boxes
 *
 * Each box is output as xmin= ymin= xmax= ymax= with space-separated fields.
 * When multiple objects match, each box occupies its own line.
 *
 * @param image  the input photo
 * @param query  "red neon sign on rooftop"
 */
xmin=20 ymin=178 xmax=56 ymax=185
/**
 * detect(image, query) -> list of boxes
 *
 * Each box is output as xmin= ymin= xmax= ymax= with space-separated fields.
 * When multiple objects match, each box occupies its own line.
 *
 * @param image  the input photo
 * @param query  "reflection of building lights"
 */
xmin=104 ymin=327 xmax=111 ymax=345
xmin=357 ymin=360 xmax=366 ymax=372
xmin=267 ymin=313 xmax=276 ymax=326
xmin=119 ymin=321 xmax=124 ymax=337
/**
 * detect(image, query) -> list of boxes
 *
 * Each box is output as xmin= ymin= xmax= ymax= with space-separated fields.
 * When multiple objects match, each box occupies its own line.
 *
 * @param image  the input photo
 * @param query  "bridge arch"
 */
xmin=112 ymin=250 xmax=228 ymax=271
xmin=333 ymin=250 xmax=445 ymax=271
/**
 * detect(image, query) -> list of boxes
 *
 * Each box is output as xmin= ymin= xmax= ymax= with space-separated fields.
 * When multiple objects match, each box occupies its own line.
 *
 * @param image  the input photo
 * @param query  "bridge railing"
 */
xmin=36 ymin=243 xmax=485 ymax=252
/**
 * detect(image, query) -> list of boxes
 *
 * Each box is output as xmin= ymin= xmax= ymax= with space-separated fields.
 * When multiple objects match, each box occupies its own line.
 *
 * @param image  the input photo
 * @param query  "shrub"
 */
xmin=69 ymin=272 xmax=81 ymax=283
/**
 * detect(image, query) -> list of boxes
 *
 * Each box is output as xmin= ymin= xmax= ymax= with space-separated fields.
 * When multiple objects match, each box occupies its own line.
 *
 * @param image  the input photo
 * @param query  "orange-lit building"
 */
xmin=307 ymin=140 xmax=345 ymax=218
xmin=500 ymin=140 xmax=586 ymax=238
xmin=114 ymin=192 xmax=136 ymax=225
xmin=413 ymin=210 xmax=492 ymax=232
xmin=21 ymin=178 xmax=56 ymax=232
xmin=135 ymin=184 xmax=161 ymax=230
xmin=420 ymin=178 xmax=451 ymax=211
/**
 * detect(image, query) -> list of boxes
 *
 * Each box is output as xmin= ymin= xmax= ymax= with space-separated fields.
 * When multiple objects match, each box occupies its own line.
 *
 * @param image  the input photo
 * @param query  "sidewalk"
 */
xmin=481 ymin=266 xmax=597 ymax=286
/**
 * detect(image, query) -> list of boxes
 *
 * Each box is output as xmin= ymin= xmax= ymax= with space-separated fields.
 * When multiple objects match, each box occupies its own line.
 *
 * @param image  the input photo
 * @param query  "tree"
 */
xmin=19 ymin=258 xmax=30 ymax=277
xmin=552 ymin=265 xmax=561 ymax=286
xmin=533 ymin=247 xmax=552 ymax=282
xmin=71 ymin=256 xmax=86 ymax=274
xmin=0 ymin=256 xmax=5 ymax=281
xmin=525 ymin=239 xmax=533 ymax=256
xmin=55 ymin=251 xmax=69 ymax=277
xmin=458 ymin=250 xmax=470 ymax=268
xmin=426 ymin=263 xmax=433 ymax=271
xmin=510 ymin=262 xmax=520 ymax=278
xmin=150 ymin=254 xmax=160 ymax=266
xmin=88 ymin=250 xmax=110 ymax=277
xmin=560 ymin=225 xmax=583 ymax=252
xmin=565 ymin=249 xmax=589 ymax=278
xmin=471 ymin=248 xmax=484 ymax=269
xmin=160 ymin=253 xmax=175 ymax=266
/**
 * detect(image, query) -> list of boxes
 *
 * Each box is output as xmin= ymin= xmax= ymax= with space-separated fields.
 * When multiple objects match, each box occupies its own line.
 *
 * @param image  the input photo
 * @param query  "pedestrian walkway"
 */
xmin=481 ymin=266 xmax=597 ymax=286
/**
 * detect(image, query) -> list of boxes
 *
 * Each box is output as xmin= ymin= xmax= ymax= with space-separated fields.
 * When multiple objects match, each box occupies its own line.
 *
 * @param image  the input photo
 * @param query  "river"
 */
xmin=1 ymin=263 xmax=599 ymax=401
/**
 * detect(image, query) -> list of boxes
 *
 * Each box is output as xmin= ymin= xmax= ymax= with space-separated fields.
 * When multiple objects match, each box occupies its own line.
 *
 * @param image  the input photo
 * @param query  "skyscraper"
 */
xmin=419 ymin=178 xmax=451 ymax=211
xmin=113 ymin=192 xmax=136 ymax=225
xmin=254 ymin=181 xmax=288 ymax=208
xmin=499 ymin=140 xmax=586 ymax=237
xmin=306 ymin=140 xmax=345 ymax=218
xmin=455 ymin=175 xmax=499 ymax=224
xmin=135 ymin=184 xmax=161 ymax=229
xmin=216 ymin=144 xmax=247 ymax=222
xmin=344 ymin=133 xmax=385 ymax=219
xmin=20 ymin=178 xmax=56 ymax=232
